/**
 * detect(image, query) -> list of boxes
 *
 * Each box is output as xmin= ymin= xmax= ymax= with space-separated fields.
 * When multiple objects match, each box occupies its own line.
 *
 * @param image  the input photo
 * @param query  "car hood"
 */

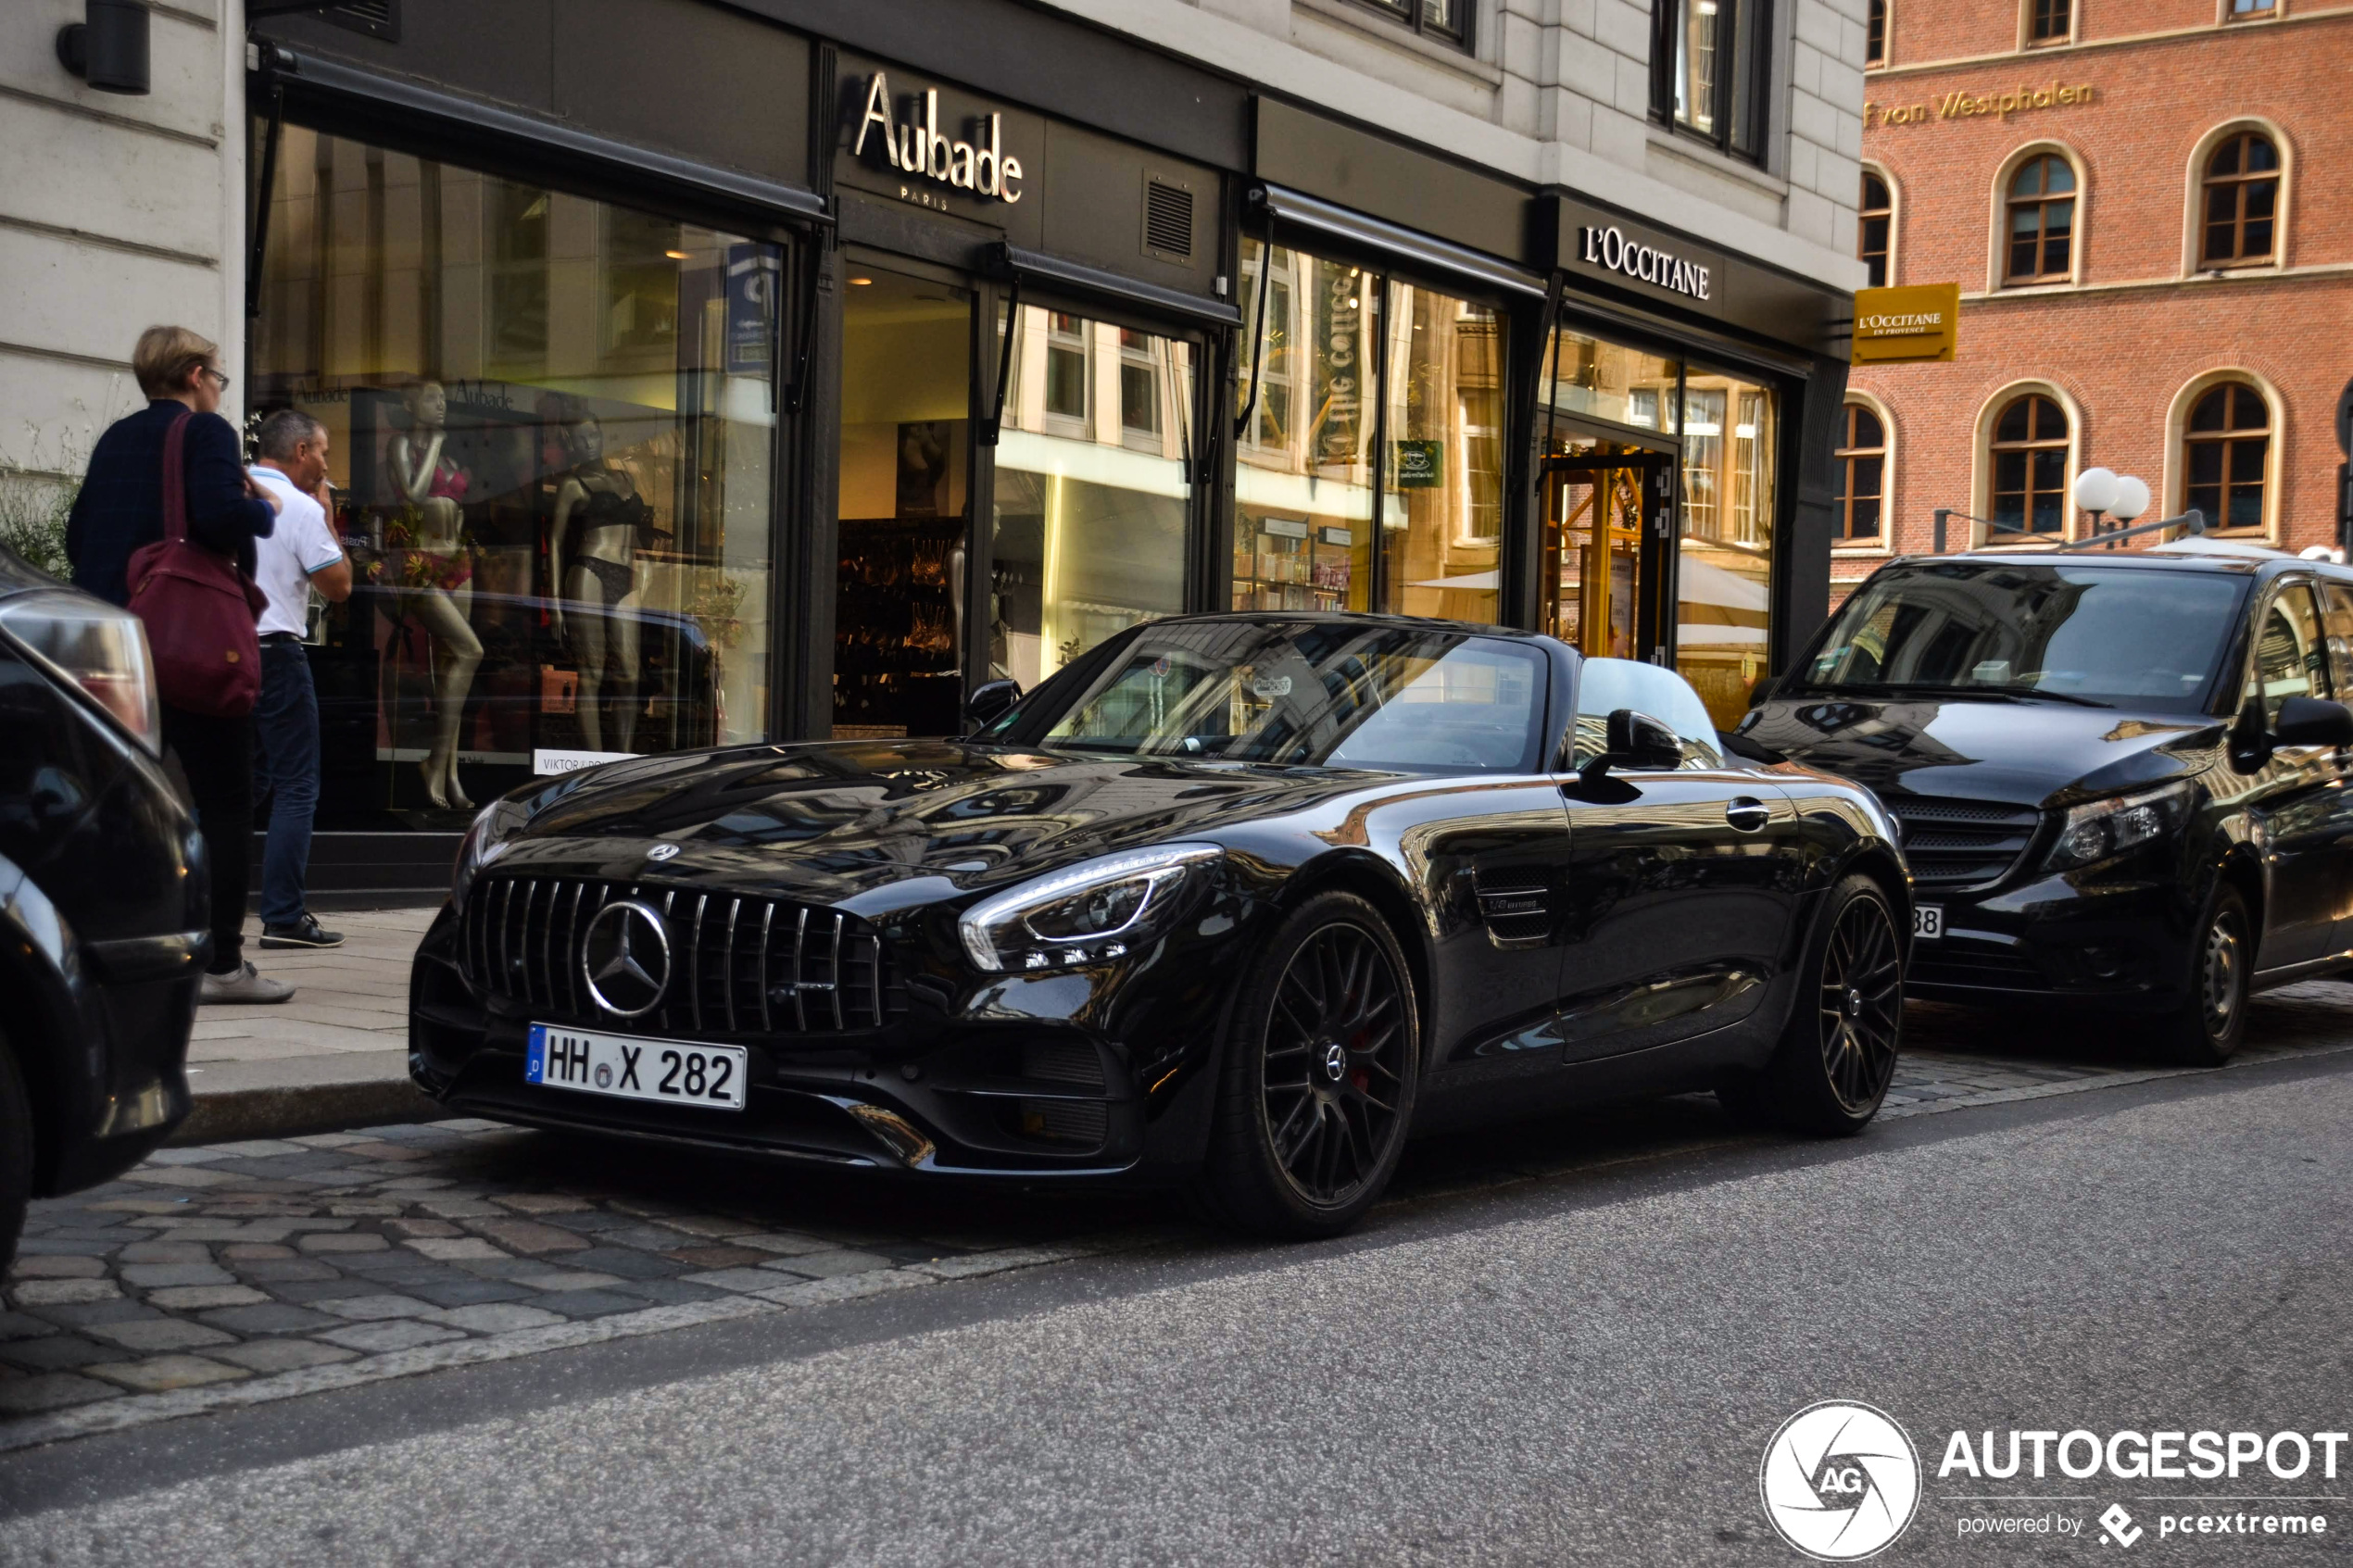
xmin=489 ymin=738 xmax=1377 ymax=912
xmin=1740 ymin=693 xmax=2226 ymax=808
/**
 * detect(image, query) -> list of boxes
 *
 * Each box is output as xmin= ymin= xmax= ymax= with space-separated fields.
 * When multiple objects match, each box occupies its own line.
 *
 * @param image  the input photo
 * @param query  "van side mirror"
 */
xmin=1748 ymin=673 xmax=1781 ymax=706
xmin=963 ymin=679 xmax=1022 ymax=734
xmin=2271 ymin=695 xmax=2353 ymax=750
xmin=1580 ymin=708 xmax=1684 ymax=785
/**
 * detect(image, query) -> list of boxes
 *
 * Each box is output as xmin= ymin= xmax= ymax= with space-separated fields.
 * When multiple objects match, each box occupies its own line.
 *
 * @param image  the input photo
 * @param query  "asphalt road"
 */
xmin=4 ymin=1049 xmax=2351 ymax=1567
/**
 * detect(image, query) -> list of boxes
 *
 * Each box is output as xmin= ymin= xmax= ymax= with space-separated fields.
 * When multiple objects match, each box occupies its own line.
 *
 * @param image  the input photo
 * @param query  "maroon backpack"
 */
xmin=125 ymin=410 xmax=266 ymax=718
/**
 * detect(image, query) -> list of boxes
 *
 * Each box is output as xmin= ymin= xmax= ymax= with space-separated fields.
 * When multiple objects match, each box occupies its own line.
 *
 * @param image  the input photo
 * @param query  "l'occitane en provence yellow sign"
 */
xmin=1851 ymin=283 xmax=1960 ymax=365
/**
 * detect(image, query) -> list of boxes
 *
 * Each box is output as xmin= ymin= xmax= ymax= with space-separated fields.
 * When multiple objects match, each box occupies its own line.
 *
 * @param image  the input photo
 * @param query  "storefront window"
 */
xmin=1540 ymin=325 xmax=1680 ymax=442
xmin=991 ymin=306 xmax=1192 ymax=690
xmin=1232 ymin=239 xmax=1374 ymax=614
xmin=834 ymin=268 xmax=970 ymax=739
xmin=1384 ymin=285 xmax=1504 ymax=624
xmin=1677 ymin=370 xmax=1777 ymax=727
xmin=253 ymin=126 xmax=777 ymax=825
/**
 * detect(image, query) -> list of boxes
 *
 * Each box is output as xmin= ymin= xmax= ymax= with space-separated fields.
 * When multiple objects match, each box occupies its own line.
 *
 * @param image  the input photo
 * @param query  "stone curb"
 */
xmin=170 ymin=1079 xmax=442 ymax=1148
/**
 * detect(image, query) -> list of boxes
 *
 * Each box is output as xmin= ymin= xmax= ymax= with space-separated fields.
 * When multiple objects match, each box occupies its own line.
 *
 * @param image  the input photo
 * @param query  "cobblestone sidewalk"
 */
xmin=7 ymin=984 xmax=2351 ymax=1449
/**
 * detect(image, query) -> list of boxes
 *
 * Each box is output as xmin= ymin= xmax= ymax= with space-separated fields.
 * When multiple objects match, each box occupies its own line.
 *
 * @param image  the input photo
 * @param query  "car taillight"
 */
xmin=0 ymin=588 xmax=163 ymax=754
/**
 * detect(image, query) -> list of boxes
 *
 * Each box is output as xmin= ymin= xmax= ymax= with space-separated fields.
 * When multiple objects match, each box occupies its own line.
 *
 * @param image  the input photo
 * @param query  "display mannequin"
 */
xmin=385 ymin=380 xmax=480 ymax=810
xmin=549 ymin=416 xmax=648 ymax=752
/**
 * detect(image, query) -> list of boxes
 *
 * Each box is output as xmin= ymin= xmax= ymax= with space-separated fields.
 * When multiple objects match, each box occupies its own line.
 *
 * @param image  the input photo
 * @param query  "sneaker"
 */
xmin=200 ymin=961 xmax=296 ymax=1005
xmin=259 ymin=914 xmax=345 ymax=949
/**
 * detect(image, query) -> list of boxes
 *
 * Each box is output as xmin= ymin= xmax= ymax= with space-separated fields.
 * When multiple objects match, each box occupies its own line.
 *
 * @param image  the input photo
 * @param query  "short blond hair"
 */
xmin=132 ymin=325 xmax=219 ymax=399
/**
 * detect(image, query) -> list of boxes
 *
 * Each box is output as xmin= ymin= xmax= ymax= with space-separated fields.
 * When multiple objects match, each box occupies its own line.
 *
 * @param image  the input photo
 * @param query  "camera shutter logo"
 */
xmin=1759 ymin=1401 xmax=1921 ymax=1561
xmin=581 ymin=900 xmax=672 ymax=1018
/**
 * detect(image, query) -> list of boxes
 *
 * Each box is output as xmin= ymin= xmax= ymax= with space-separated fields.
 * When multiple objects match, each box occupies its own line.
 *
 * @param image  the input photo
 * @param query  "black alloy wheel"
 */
xmin=1262 ymin=922 xmax=1408 ymax=1205
xmin=1721 ymin=873 xmax=1903 ymax=1135
xmin=1198 ymin=892 xmax=1420 ymax=1237
xmin=1817 ymin=890 xmax=1904 ymax=1116
xmin=2165 ymin=884 xmax=2250 ymax=1066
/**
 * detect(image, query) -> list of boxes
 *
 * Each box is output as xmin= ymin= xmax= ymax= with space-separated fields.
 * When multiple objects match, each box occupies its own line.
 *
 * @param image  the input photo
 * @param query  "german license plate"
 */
xmin=1913 ymin=904 xmax=1944 ymax=941
xmin=525 ymin=1023 xmax=746 ymax=1112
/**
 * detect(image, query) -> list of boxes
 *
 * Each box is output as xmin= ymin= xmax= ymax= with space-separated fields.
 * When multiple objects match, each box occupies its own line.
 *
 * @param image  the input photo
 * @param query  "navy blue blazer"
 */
xmin=66 ymin=401 xmax=276 ymax=608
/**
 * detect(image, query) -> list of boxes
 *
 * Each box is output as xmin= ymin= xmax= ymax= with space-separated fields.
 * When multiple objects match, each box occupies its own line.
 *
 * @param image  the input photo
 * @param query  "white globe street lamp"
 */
xmin=2109 ymin=474 xmax=2151 ymax=523
xmin=2072 ymin=467 xmax=2120 ymax=516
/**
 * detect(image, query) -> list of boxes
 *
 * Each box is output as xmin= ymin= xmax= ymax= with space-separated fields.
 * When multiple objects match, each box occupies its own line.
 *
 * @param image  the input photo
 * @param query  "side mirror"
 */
xmin=963 ymin=679 xmax=1022 ymax=734
xmin=1580 ymin=708 xmax=1684 ymax=785
xmin=1748 ymin=673 xmax=1781 ymax=706
xmin=2271 ymin=694 xmax=2353 ymax=750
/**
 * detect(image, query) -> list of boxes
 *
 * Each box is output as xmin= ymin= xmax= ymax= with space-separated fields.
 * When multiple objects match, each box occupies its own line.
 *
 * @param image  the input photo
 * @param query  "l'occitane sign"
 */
xmin=1851 ymin=283 xmax=1960 ymax=365
xmin=1867 ymin=82 xmax=2095 ymax=128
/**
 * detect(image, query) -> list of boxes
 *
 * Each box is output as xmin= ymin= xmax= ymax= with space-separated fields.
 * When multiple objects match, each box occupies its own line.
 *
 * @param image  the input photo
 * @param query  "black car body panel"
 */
xmin=0 ymin=551 xmax=205 ymax=1196
xmin=1744 ymin=550 xmax=2353 ymax=1010
xmin=411 ymin=614 xmax=1906 ymax=1182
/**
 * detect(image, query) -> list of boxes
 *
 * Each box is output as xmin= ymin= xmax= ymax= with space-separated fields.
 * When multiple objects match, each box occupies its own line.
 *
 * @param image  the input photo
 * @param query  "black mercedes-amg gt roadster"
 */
xmin=409 ymin=613 xmax=1909 ymax=1236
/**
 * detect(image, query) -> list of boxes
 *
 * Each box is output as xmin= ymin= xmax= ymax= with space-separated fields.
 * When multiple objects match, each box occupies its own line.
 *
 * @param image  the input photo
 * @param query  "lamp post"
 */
xmin=2072 ymin=468 xmax=2155 ymax=548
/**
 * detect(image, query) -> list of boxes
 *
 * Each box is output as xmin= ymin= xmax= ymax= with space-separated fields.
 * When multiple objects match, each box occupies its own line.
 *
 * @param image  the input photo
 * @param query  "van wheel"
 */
xmin=1720 ymin=874 xmax=1903 ymax=1135
xmin=2163 ymin=885 xmax=2250 ymax=1066
xmin=0 ymin=1037 xmax=30 ymax=1277
xmin=1194 ymin=894 xmax=1420 ymax=1239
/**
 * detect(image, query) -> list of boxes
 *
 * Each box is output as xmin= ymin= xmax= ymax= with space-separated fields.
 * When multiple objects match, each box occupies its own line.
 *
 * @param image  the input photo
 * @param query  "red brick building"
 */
xmin=1836 ymin=0 xmax=2353 ymax=598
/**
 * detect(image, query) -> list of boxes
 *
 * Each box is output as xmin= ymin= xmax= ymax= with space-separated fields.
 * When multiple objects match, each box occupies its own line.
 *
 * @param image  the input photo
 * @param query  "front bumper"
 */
xmin=1907 ymin=871 xmax=2192 ymax=1010
xmin=407 ymin=902 xmax=1229 ymax=1184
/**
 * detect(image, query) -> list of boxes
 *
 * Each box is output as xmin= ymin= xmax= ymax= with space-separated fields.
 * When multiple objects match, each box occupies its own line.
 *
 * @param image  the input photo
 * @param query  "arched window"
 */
xmin=1990 ymin=394 xmax=2069 ymax=534
xmin=1867 ymin=0 xmax=1887 ymax=66
xmin=1836 ymin=403 xmax=1885 ymax=543
xmin=1860 ymin=171 xmax=1893 ymax=288
xmin=2184 ymin=383 xmax=2271 ymax=531
xmin=2027 ymin=0 xmax=2070 ymax=44
xmin=2201 ymin=132 xmax=2280 ymax=267
xmin=2005 ymin=157 xmax=2076 ymax=284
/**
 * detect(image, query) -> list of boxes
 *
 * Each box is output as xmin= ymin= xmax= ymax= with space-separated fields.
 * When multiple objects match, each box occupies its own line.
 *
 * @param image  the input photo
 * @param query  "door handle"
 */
xmin=1725 ymin=797 xmax=1771 ymax=833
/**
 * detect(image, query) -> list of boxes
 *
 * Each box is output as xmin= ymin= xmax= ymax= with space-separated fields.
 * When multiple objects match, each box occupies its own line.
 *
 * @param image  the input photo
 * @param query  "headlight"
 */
xmin=449 ymin=797 xmax=527 ymax=904
xmin=959 ymin=844 xmax=1221 ymax=972
xmin=2045 ymin=782 xmax=2194 ymax=872
xmin=0 ymin=589 xmax=161 ymax=754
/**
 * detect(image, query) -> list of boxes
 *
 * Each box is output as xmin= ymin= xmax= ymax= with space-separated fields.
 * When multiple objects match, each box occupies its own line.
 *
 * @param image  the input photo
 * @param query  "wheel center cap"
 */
xmin=1322 ymin=1042 xmax=1348 ymax=1083
xmin=1844 ymin=987 xmax=1864 ymax=1020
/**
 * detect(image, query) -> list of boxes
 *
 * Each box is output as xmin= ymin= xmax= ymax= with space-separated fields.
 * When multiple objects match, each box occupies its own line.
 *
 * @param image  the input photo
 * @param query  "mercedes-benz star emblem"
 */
xmin=645 ymin=843 xmax=682 ymax=862
xmin=580 ymin=899 xmax=672 ymax=1018
xmin=1322 ymin=1043 xmax=1348 ymax=1083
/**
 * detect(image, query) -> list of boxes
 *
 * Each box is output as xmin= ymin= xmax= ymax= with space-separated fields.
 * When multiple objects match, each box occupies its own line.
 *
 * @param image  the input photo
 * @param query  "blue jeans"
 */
xmin=251 ymin=640 xmax=320 ymax=929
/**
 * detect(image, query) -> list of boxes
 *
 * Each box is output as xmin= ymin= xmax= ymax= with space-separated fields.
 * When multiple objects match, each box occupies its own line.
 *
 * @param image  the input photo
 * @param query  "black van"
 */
xmin=0 ymin=548 xmax=205 ymax=1268
xmin=1738 ymin=548 xmax=2353 ymax=1064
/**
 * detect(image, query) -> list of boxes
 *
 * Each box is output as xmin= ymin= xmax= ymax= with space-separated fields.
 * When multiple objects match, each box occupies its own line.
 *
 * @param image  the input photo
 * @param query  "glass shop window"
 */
xmin=990 ymin=305 xmax=1192 ymax=691
xmin=251 ymin=126 xmax=777 ymax=827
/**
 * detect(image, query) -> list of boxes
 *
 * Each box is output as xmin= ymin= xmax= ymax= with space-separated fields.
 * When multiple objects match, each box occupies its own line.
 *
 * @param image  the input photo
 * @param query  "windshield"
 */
xmin=1802 ymin=562 xmax=2246 ymax=713
xmin=986 ymin=621 xmax=1549 ymax=772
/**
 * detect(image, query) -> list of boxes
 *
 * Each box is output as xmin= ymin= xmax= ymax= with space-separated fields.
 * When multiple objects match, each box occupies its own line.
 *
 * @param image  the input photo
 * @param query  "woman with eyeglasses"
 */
xmin=64 ymin=325 xmax=292 ymax=1005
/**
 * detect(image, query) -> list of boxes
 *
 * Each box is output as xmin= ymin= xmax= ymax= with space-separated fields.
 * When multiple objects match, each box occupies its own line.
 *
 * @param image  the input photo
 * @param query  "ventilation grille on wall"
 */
xmin=323 ymin=0 xmax=400 ymax=42
xmin=1143 ymin=177 xmax=1194 ymax=261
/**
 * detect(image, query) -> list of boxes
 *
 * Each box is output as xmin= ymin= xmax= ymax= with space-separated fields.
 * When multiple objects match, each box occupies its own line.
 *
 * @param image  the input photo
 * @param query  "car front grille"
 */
xmin=459 ymin=876 xmax=904 ymax=1035
xmin=1886 ymin=797 xmax=2044 ymax=887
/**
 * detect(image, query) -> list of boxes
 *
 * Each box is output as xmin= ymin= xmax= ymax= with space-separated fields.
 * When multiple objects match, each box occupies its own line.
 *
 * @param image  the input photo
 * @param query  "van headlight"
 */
xmin=2045 ymin=783 xmax=2194 ymax=872
xmin=959 ymin=844 xmax=1221 ymax=972
xmin=0 ymin=589 xmax=161 ymax=754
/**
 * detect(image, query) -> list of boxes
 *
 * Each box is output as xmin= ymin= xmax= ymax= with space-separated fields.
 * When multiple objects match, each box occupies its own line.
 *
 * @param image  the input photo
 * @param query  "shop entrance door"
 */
xmin=1539 ymin=452 xmax=1678 ymax=664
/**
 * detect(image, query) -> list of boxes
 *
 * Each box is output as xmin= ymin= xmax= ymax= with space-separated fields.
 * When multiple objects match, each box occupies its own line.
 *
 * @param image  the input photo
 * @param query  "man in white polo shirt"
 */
xmin=247 ymin=409 xmax=354 ymax=950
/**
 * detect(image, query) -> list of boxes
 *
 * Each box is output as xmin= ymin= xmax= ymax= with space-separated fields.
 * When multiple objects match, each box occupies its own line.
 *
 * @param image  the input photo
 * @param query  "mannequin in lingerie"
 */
xmin=385 ymin=380 xmax=480 ymax=811
xmin=549 ymin=416 xmax=649 ymax=753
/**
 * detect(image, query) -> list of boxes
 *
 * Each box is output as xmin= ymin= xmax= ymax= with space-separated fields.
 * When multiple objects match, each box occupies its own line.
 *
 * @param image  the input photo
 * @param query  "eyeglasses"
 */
xmin=200 ymin=367 xmax=231 ymax=392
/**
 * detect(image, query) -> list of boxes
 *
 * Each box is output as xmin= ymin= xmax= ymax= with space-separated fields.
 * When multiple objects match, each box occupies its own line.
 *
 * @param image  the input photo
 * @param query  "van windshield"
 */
xmin=1800 ymin=562 xmax=2247 ymax=714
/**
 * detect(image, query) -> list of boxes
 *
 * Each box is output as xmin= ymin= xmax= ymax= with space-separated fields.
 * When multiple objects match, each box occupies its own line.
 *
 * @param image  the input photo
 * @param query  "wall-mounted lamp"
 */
xmin=56 ymin=0 xmax=150 ymax=96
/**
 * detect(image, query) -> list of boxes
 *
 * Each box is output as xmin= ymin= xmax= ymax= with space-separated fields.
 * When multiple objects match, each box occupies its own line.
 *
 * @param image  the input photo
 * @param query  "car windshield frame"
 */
xmin=1792 ymin=560 xmax=2253 ymax=716
xmin=976 ymin=619 xmax=1554 ymax=775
